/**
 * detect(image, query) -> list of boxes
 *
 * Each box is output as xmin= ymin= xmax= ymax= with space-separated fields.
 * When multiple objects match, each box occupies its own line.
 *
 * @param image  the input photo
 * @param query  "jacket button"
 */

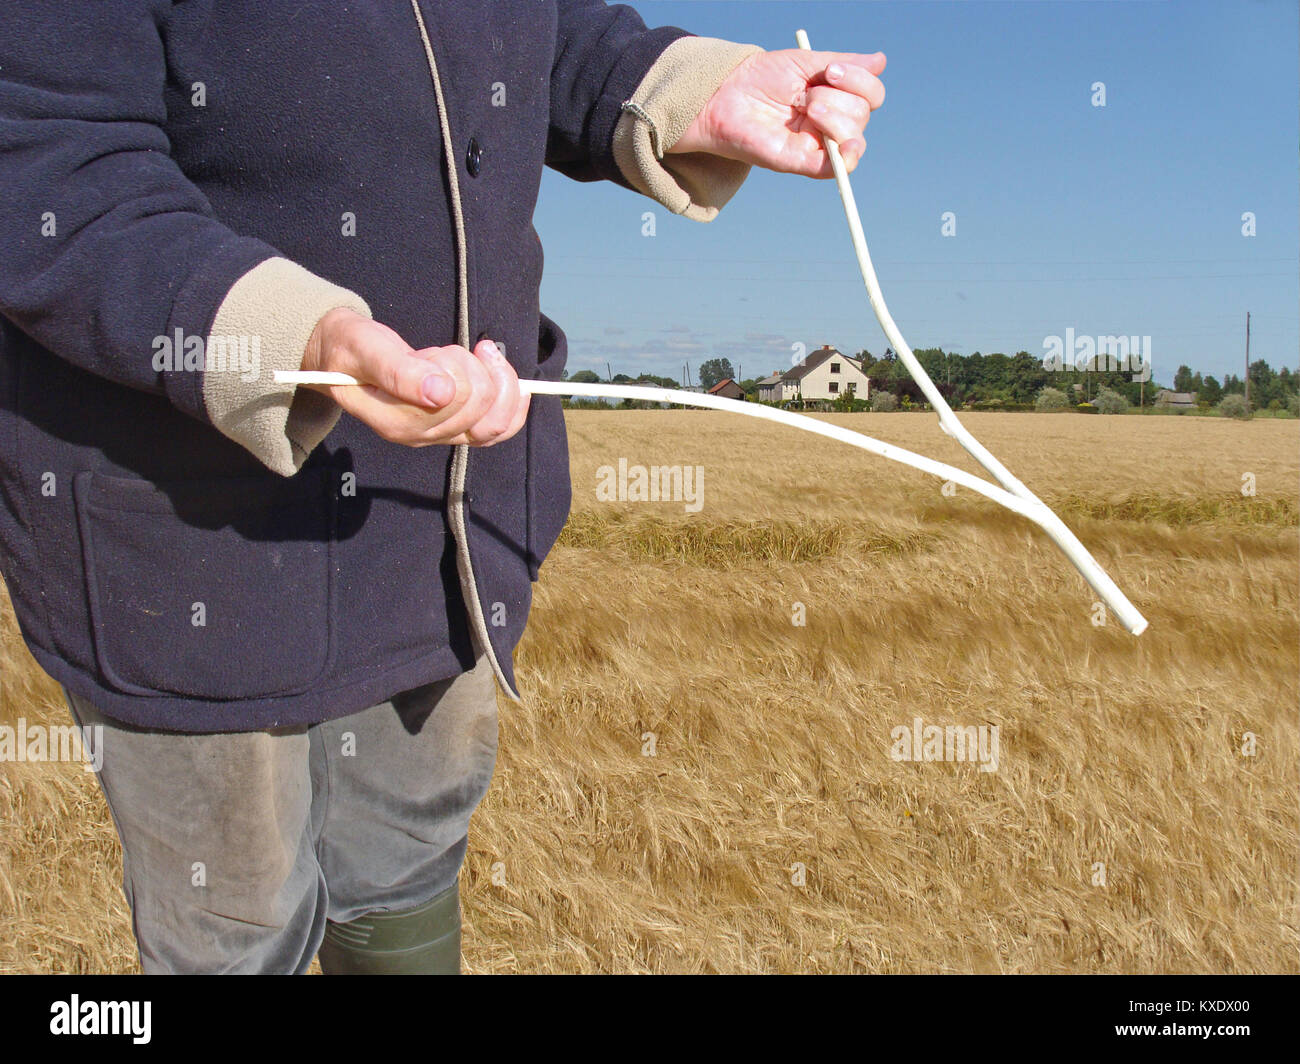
xmin=466 ymin=138 xmax=483 ymax=177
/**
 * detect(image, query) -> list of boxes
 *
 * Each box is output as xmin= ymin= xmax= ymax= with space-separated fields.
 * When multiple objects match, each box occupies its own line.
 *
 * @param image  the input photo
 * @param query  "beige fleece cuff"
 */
xmin=613 ymin=36 xmax=763 ymax=222
xmin=203 ymin=257 xmax=371 ymax=477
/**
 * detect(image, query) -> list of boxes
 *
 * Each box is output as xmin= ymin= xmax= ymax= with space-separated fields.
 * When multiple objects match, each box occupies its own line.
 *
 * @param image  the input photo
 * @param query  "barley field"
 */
xmin=2 ymin=410 xmax=1297 ymax=973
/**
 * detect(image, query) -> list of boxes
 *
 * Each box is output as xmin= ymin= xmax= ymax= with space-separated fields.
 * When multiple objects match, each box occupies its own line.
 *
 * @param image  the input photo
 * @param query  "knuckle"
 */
xmin=377 ymin=361 xmax=404 ymax=400
xmin=334 ymin=312 xmax=367 ymax=348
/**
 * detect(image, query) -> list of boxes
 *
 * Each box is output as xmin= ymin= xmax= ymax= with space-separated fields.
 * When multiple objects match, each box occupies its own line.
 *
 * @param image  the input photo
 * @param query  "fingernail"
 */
xmin=481 ymin=339 xmax=503 ymax=361
xmin=421 ymin=368 xmax=455 ymax=407
xmin=827 ymin=63 xmax=844 ymax=82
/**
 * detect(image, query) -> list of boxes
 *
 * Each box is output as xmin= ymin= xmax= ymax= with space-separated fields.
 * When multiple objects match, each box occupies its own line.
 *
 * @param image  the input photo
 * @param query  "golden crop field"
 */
xmin=2 ymin=410 xmax=1297 ymax=973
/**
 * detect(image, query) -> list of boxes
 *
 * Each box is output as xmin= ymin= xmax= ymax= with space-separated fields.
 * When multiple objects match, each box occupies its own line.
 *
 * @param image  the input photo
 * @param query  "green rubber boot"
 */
xmin=318 ymin=883 xmax=461 ymax=975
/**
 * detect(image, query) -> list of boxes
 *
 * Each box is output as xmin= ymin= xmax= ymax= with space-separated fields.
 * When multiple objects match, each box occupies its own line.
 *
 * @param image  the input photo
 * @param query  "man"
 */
xmin=0 ymin=1 xmax=884 ymax=973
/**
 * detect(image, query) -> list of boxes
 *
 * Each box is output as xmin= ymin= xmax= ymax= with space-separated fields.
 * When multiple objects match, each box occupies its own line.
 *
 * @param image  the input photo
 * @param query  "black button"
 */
xmin=466 ymin=138 xmax=482 ymax=177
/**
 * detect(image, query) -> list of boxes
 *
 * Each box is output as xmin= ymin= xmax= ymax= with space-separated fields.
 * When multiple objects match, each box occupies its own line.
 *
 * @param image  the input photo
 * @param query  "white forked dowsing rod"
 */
xmin=276 ymin=28 xmax=1148 ymax=636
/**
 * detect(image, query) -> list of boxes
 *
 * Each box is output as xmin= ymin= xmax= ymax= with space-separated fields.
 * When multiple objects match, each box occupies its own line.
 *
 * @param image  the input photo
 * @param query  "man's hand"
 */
xmin=668 ymin=49 xmax=886 ymax=178
xmin=300 ymin=308 xmax=529 ymax=447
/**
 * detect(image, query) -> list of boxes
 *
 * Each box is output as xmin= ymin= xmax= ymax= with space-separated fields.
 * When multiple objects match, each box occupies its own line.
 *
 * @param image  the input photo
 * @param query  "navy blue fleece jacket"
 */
xmin=0 ymin=1 xmax=758 ymax=731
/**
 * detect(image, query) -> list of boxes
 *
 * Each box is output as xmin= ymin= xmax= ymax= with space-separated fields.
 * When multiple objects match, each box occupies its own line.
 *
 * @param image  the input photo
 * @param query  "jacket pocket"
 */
xmin=74 ymin=468 xmax=336 ymax=700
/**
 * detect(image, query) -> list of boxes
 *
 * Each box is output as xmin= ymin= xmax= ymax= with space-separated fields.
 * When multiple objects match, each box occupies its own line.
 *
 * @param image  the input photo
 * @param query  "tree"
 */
xmin=1218 ymin=394 xmax=1250 ymax=420
xmin=1094 ymin=388 xmax=1130 ymax=415
xmin=914 ymin=347 xmax=947 ymax=383
xmin=1198 ymin=375 xmax=1222 ymax=405
xmin=983 ymin=352 xmax=1011 ymax=395
xmin=1173 ymin=364 xmax=1195 ymax=392
xmin=569 ymin=369 xmax=601 ymax=384
xmin=1249 ymin=359 xmax=1277 ymax=406
xmin=870 ymin=391 xmax=898 ymax=412
xmin=1035 ymin=387 xmax=1070 ymax=412
xmin=698 ymin=358 xmax=734 ymax=390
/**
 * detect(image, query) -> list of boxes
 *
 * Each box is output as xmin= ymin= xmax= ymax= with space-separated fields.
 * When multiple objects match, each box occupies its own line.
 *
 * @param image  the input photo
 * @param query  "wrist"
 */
xmin=302 ymin=306 xmax=364 ymax=374
xmin=666 ymin=108 xmax=713 ymax=155
xmin=665 ymin=48 xmax=760 ymax=157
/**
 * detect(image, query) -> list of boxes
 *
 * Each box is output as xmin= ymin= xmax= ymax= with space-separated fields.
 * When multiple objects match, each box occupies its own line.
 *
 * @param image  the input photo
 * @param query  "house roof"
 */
xmin=707 ymin=378 xmax=741 ymax=395
xmin=756 ymin=372 xmax=783 ymax=386
xmin=780 ymin=345 xmax=862 ymax=383
xmin=1156 ymin=390 xmax=1196 ymax=404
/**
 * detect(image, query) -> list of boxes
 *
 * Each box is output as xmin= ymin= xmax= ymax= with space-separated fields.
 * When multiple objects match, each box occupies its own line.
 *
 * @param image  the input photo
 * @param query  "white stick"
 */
xmin=792 ymin=28 xmax=1147 ymax=635
xmin=272 ymin=371 xmax=1145 ymax=631
xmin=271 ymin=372 xmax=1028 ymax=516
xmin=271 ymin=28 xmax=1149 ymax=636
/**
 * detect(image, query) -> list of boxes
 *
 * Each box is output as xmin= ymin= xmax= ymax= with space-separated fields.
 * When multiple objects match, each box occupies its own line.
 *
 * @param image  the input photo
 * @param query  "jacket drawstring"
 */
xmin=409 ymin=0 xmax=521 ymax=701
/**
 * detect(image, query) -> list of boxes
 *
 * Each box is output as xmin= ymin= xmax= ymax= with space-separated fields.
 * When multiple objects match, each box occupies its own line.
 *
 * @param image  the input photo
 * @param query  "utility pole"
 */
xmin=606 ymin=361 xmax=612 ymax=384
xmin=1245 ymin=311 xmax=1251 ymax=410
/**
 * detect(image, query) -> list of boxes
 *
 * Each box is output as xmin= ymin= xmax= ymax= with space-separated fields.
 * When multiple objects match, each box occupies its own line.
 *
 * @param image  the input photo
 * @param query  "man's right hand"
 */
xmin=300 ymin=307 xmax=530 ymax=447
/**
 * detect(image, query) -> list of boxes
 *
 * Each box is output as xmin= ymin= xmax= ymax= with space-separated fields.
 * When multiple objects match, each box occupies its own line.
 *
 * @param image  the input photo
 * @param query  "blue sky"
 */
xmin=534 ymin=0 xmax=1298 ymax=387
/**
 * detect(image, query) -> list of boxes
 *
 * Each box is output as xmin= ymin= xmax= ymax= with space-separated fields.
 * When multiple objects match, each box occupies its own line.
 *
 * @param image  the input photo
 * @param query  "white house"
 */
xmin=763 ymin=345 xmax=870 ymax=404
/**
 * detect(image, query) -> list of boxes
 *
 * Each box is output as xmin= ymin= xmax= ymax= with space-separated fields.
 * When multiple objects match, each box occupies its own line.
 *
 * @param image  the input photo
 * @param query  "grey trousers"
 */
xmin=63 ymin=654 xmax=499 ymax=974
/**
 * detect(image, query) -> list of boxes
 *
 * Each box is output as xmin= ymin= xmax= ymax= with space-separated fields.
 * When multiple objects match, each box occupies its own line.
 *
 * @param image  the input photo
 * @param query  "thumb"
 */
xmin=350 ymin=333 xmax=458 ymax=409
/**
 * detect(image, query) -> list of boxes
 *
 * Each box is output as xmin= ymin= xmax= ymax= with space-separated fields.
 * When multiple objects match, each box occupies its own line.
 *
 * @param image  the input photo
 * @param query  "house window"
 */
xmin=830 ymin=363 xmax=841 ymax=373
xmin=829 ymin=381 xmax=839 ymax=393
